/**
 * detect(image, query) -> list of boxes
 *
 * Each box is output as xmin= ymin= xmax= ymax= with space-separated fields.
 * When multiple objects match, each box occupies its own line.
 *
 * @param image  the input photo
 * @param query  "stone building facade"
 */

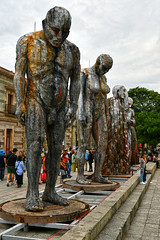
xmin=0 ymin=66 xmax=25 ymax=153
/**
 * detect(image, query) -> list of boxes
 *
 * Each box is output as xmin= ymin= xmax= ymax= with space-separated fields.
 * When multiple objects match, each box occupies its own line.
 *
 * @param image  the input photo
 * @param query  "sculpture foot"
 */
xmin=76 ymin=175 xmax=91 ymax=185
xmin=92 ymin=175 xmax=112 ymax=184
xmin=42 ymin=192 xmax=69 ymax=206
xmin=25 ymin=197 xmax=43 ymax=212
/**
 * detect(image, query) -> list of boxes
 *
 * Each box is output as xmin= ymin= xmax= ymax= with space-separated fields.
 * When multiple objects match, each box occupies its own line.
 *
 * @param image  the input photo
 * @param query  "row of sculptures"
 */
xmin=14 ymin=6 xmax=138 ymax=212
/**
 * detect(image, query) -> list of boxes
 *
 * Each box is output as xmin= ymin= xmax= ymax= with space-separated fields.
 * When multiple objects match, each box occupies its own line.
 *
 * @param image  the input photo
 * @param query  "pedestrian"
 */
xmin=143 ymin=155 xmax=147 ymax=183
xmin=15 ymin=154 xmax=26 ymax=187
xmin=40 ymin=152 xmax=47 ymax=183
xmin=68 ymin=147 xmax=72 ymax=176
xmin=88 ymin=150 xmax=94 ymax=172
xmin=60 ymin=157 xmax=67 ymax=184
xmin=6 ymin=148 xmax=18 ymax=186
xmin=153 ymin=154 xmax=159 ymax=168
xmin=0 ymin=150 xmax=6 ymax=181
xmin=140 ymin=154 xmax=146 ymax=184
xmin=85 ymin=150 xmax=89 ymax=171
xmin=71 ymin=149 xmax=76 ymax=172
xmin=62 ymin=149 xmax=72 ymax=178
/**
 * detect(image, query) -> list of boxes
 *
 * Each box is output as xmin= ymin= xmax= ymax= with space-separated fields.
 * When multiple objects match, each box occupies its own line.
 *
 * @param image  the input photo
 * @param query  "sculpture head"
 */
xmin=42 ymin=6 xmax=71 ymax=47
xmin=112 ymin=85 xmax=129 ymax=108
xmin=112 ymin=85 xmax=128 ymax=100
xmin=95 ymin=54 xmax=113 ymax=76
xmin=128 ymin=97 xmax=133 ymax=108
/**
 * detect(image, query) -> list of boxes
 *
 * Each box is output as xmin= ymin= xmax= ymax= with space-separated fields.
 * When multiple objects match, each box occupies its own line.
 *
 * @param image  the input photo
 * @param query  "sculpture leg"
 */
xmin=76 ymin=120 xmax=92 ymax=184
xmin=25 ymin=103 xmax=45 ymax=211
xmin=92 ymin=112 xmax=111 ymax=183
xmin=42 ymin=113 xmax=69 ymax=205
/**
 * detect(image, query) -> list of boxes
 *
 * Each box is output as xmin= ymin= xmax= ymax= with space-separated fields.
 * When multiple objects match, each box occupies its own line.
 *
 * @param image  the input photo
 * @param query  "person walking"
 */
xmin=6 ymin=148 xmax=18 ymax=186
xmin=15 ymin=154 xmax=26 ymax=187
xmin=140 ymin=154 xmax=146 ymax=184
xmin=88 ymin=150 xmax=94 ymax=172
xmin=0 ymin=150 xmax=6 ymax=181
xmin=143 ymin=155 xmax=147 ymax=183
xmin=85 ymin=150 xmax=89 ymax=171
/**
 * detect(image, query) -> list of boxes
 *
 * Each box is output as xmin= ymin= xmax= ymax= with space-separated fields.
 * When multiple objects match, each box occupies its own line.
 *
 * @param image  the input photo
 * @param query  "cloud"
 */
xmin=0 ymin=0 xmax=160 ymax=94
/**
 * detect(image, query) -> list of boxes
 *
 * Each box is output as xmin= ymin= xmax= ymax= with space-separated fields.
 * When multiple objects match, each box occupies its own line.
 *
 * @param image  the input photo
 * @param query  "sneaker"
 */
xmin=140 ymin=182 xmax=146 ymax=184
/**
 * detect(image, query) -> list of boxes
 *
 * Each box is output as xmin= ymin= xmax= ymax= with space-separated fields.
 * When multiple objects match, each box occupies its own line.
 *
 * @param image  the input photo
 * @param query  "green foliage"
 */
xmin=128 ymin=87 xmax=160 ymax=113
xmin=128 ymin=87 xmax=160 ymax=146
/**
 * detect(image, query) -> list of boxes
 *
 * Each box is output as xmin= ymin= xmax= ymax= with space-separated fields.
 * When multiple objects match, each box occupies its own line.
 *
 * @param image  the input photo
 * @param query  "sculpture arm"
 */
xmin=77 ymin=70 xmax=88 ymax=125
xmin=14 ymin=36 xmax=28 ymax=126
xmin=127 ymin=109 xmax=136 ymax=127
xmin=65 ymin=46 xmax=81 ymax=128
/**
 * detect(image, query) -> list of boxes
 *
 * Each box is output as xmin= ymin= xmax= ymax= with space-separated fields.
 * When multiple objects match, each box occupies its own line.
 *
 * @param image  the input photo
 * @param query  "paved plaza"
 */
xmin=0 ymin=163 xmax=160 ymax=239
xmin=124 ymin=167 xmax=160 ymax=240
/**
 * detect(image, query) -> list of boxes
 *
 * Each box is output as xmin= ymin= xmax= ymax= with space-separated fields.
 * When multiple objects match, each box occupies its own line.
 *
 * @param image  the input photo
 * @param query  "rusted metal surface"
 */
xmin=63 ymin=180 xmax=120 ymax=191
xmin=76 ymin=54 xmax=113 ymax=184
xmin=0 ymin=199 xmax=89 ymax=223
xmin=14 ymin=6 xmax=80 ymax=211
xmin=127 ymin=97 xmax=139 ymax=165
xmin=102 ymin=86 xmax=138 ymax=176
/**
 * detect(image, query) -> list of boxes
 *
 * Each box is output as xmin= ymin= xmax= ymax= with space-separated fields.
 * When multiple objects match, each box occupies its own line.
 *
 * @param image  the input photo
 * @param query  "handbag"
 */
xmin=15 ymin=161 xmax=20 ymax=173
xmin=40 ymin=172 xmax=46 ymax=183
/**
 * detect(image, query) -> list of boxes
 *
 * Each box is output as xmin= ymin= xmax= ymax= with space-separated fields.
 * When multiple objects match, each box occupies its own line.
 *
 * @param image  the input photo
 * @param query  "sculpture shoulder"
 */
xmin=65 ymin=40 xmax=80 ymax=56
xmin=17 ymin=31 xmax=45 ymax=47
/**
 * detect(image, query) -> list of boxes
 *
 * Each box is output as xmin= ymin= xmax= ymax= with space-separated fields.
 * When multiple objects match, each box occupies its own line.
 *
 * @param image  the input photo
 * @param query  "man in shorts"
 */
xmin=6 ymin=148 xmax=18 ymax=186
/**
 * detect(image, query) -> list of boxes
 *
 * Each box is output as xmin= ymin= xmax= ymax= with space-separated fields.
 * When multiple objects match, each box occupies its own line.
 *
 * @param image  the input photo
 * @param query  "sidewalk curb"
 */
xmin=59 ymin=163 xmax=157 ymax=240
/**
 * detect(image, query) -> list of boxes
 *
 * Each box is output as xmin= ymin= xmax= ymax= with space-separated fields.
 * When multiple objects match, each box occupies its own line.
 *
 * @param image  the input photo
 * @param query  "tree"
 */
xmin=128 ymin=87 xmax=160 ymax=151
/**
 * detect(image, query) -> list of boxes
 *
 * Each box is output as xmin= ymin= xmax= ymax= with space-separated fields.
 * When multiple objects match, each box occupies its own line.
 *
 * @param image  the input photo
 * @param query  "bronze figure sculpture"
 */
xmin=102 ymin=85 xmax=131 ymax=175
xmin=14 ymin=6 xmax=80 ymax=211
xmin=76 ymin=54 xmax=113 ymax=184
xmin=127 ymin=97 xmax=139 ymax=165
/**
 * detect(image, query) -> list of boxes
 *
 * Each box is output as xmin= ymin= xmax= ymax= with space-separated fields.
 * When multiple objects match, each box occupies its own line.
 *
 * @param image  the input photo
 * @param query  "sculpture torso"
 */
xmin=82 ymin=67 xmax=109 ymax=120
xmin=22 ymin=31 xmax=74 ymax=112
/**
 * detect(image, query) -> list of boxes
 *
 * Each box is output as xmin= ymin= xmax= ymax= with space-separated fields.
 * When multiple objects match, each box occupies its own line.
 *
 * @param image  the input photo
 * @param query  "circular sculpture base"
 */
xmin=62 ymin=180 xmax=120 ymax=191
xmin=0 ymin=198 xmax=89 ymax=223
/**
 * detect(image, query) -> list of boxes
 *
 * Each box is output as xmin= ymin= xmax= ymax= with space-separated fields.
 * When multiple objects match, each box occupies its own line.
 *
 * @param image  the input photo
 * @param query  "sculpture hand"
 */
xmin=65 ymin=105 xmax=76 ymax=128
xmin=15 ymin=105 xmax=26 ymax=126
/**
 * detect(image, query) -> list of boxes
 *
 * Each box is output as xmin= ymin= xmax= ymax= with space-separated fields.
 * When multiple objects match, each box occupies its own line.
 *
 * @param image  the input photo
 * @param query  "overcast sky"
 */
xmin=0 ymin=0 xmax=160 ymax=95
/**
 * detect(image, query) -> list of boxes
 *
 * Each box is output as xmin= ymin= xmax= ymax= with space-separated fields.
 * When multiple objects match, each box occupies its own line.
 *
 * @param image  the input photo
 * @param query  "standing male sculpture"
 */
xmin=14 ymin=6 xmax=80 ymax=211
xmin=76 ymin=54 xmax=113 ymax=184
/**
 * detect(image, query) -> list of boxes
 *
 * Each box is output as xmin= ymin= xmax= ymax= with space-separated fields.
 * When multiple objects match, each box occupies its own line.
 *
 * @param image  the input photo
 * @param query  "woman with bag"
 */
xmin=15 ymin=154 xmax=26 ymax=188
xmin=40 ymin=154 xmax=47 ymax=183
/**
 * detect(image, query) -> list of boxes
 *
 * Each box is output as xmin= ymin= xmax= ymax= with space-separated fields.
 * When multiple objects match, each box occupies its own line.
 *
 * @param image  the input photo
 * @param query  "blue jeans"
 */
xmin=66 ymin=162 xmax=71 ymax=176
xmin=140 ymin=168 xmax=144 ymax=182
xmin=143 ymin=169 xmax=146 ymax=182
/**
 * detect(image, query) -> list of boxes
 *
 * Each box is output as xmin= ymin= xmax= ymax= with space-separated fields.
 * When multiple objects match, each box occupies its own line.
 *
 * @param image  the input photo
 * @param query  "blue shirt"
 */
xmin=86 ymin=152 xmax=89 ymax=161
xmin=15 ymin=161 xmax=26 ymax=175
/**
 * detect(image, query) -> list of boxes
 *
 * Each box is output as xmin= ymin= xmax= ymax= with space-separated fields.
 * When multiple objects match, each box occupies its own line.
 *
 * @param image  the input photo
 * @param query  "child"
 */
xmin=15 ymin=155 xmax=26 ymax=188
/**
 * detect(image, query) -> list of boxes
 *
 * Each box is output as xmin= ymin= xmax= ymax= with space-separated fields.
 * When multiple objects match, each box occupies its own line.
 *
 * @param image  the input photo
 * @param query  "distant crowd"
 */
xmin=0 ymin=148 xmax=26 ymax=188
xmin=40 ymin=147 xmax=95 ymax=183
xmin=140 ymin=150 xmax=159 ymax=185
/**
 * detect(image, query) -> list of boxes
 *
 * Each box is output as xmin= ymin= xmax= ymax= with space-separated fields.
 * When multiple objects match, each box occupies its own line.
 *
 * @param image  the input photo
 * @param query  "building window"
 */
xmin=6 ymin=129 xmax=12 ymax=154
xmin=5 ymin=94 xmax=16 ymax=114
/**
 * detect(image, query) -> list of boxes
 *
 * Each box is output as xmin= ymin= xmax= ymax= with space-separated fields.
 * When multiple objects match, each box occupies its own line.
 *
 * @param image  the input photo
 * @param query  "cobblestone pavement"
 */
xmin=0 ymin=167 xmax=81 ymax=239
xmin=124 ymin=168 xmax=160 ymax=240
